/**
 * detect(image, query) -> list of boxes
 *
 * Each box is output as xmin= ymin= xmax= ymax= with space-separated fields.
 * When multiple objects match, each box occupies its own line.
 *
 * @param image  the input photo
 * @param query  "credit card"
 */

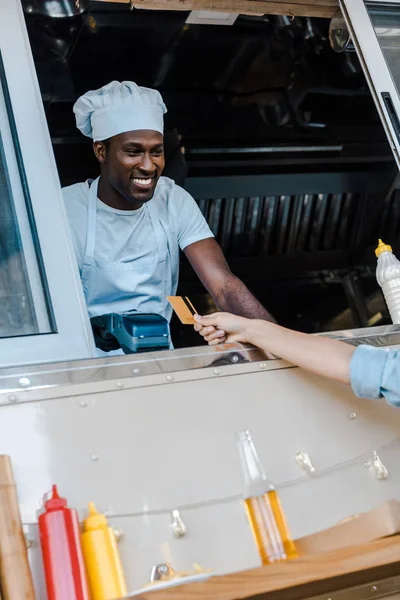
xmin=167 ymin=296 xmax=198 ymax=325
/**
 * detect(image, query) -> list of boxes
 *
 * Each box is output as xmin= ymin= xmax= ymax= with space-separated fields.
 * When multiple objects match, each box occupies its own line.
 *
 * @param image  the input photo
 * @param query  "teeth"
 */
xmin=133 ymin=178 xmax=152 ymax=185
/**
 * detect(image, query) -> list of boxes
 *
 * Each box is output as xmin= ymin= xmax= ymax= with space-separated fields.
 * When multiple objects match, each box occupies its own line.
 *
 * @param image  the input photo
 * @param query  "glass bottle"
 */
xmin=236 ymin=430 xmax=297 ymax=564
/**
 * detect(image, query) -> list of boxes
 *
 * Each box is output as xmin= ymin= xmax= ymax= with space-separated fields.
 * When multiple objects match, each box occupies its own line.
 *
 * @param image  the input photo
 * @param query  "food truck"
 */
xmin=1 ymin=0 xmax=400 ymax=598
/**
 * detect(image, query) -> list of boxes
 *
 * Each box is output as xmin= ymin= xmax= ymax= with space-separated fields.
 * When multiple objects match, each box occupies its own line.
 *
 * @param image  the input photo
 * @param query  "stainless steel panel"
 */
xmin=1 ymin=347 xmax=400 ymax=594
xmin=2 ymin=367 xmax=400 ymax=525
xmin=0 ymin=343 xmax=268 ymax=398
xmin=0 ymin=324 xmax=399 ymax=397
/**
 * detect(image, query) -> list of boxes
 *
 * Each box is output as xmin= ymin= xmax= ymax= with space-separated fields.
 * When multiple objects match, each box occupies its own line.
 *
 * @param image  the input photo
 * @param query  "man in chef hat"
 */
xmin=63 ymin=81 xmax=274 ymax=353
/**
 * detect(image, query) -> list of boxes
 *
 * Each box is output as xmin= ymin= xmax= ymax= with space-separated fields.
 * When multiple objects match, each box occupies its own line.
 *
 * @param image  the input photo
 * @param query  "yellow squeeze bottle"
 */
xmin=81 ymin=502 xmax=127 ymax=600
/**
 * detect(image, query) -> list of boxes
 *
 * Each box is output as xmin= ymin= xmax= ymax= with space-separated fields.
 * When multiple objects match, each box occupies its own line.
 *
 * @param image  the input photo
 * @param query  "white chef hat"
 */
xmin=73 ymin=81 xmax=167 ymax=141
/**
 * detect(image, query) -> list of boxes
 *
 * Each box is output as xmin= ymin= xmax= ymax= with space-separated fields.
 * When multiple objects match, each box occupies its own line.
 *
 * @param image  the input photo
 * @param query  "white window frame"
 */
xmin=340 ymin=0 xmax=400 ymax=168
xmin=0 ymin=0 xmax=95 ymax=366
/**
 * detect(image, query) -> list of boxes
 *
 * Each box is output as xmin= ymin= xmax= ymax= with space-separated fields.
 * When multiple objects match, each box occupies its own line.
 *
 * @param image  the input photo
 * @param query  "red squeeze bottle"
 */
xmin=38 ymin=485 xmax=90 ymax=600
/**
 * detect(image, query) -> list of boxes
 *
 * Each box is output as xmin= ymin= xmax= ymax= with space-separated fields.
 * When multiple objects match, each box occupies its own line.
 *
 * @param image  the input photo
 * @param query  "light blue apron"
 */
xmin=82 ymin=177 xmax=178 ymax=356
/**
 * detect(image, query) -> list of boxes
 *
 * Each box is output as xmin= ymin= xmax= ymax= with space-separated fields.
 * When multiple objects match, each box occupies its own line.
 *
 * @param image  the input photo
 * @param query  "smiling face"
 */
xmin=94 ymin=130 xmax=165 ymax=209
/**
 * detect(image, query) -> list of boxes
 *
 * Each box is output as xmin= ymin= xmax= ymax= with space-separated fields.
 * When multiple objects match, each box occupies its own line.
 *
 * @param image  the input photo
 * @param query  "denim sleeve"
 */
xmin=350 ymin=345 xmax=400 ymax=407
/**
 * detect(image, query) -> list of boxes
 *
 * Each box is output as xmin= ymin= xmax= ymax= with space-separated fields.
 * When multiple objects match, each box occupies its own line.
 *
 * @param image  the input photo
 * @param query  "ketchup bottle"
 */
xmin=38 ymin=485 xmax=90 ymax=600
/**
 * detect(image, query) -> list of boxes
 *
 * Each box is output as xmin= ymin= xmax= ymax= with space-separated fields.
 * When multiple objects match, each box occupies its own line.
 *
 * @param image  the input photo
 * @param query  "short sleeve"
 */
xmin=172 ymin=186 xmax=214 ymax=250
xmin=350 ymin=345 xmax=400 ymax=407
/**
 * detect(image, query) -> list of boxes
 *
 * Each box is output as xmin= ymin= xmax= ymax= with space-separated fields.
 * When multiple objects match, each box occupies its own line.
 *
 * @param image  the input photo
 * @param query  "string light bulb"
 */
xmin=295 ymin=450 xmax=316 ymax=476
xmin=171 ymin=509 xmax=187 ymax=538
xmin=372 ymin=452 xmax=389 ymax=480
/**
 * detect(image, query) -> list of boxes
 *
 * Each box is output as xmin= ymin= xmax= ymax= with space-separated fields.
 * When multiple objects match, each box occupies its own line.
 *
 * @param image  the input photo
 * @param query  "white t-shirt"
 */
xmin=63 ymin=176 xmax=213 ymax=357
xmin=63 ymin=176 xmax=213 ymax=275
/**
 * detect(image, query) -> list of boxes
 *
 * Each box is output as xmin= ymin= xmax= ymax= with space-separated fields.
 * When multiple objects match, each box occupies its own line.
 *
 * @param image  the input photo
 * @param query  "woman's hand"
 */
xmin=194 ymin=313 xmax=253 ymax=345
xmin=193 ymin=320 xmax=227 ymax=344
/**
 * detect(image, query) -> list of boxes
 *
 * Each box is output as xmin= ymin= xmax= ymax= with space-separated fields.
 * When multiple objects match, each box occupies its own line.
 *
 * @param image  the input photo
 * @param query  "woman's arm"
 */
xmin=194 ymin=313 xmax=354 ymax=384
xmin=247 ymin=320 xmax=355 ymax=384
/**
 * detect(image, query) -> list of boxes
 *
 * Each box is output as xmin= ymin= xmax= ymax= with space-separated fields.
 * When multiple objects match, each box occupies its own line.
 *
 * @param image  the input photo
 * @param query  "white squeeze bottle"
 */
xmin=375 ymin=239 xmax=400 ymax=324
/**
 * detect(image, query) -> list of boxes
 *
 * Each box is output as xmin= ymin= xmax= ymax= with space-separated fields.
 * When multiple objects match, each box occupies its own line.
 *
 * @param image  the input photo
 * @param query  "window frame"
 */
xmin=340 ymin=0 xmax=400 ymax=168
xmin=0 ymin=0 xmax=95 ymax=366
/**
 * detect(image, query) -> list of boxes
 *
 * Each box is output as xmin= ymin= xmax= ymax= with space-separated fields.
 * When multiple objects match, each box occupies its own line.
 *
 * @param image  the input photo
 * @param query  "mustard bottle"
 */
xmin=81 ymin=502 xmax=127 ymax=600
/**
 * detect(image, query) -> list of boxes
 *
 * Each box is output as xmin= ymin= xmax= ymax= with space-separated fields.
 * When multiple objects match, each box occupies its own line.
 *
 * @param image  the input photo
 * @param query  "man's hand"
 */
xmin=194 ymin=313 xmax=252 ymax=345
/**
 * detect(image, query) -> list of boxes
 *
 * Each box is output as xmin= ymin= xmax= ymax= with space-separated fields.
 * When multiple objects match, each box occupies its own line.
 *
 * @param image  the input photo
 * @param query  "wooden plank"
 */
xmin=0 ymin=456 xmax=36 ymax=600
xmin=132 ymin=535 xmax=400 ymax=600
xmin=97 ymin=0 xmax=338 ymax=18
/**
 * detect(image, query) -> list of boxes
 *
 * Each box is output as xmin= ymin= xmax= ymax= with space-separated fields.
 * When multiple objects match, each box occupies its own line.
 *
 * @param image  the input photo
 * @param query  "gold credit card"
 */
xmin=167 ymin=296 xmax=197 ymax=325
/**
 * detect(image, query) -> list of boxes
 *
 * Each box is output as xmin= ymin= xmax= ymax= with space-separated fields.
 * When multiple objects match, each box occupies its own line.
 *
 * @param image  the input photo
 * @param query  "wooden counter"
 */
xmin=134 ymin=535 xmax=400 ymax=600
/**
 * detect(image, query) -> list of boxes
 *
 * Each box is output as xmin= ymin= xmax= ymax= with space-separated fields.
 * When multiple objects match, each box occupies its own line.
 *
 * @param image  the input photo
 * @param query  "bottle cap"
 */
xmin=84 ymin=502 xmax=107 ymax=530
xmin=375 ymin=239 xmax=392 ymax=257
xmin=44 ymin=485 xmax=67 ymax=511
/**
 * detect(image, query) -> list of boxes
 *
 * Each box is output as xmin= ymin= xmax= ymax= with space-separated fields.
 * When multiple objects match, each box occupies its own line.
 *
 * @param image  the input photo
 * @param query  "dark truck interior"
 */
xmin=23 ymin=0 xmax=400 ymax=347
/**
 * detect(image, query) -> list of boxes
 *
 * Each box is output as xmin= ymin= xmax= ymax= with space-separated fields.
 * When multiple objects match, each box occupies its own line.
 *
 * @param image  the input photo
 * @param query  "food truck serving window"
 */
xmin=0 ymin=57 xmax=54 ymax=339
xmin=340 ymin=0 xmax=400 ymax=167
xmin=0 ymin=0 xmax=94 ymax=367
xmin=2 ymin=0 xmax=400 ymax=369
xmin=369 ymin=4 xmax=400 ymax=92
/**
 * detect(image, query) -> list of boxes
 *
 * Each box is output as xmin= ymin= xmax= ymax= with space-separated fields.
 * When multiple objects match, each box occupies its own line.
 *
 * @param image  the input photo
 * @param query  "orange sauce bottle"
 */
xmin=81 ymin=503 xmax=127 ymax=600
xmin=237 ymin=431 xmax=297 ymax=564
